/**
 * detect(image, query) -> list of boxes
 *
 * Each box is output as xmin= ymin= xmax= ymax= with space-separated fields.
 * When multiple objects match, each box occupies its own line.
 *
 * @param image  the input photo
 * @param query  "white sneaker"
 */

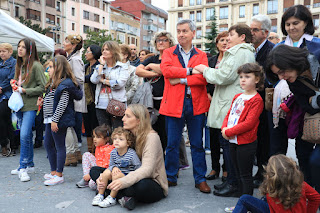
xmin=44 ymin=173 xmax=55 ymax=180
xmin=19 ymin=169 xmax=31 ymax=182
xmin=98 ymin=195 xmax=116 ymax=208
xmin=92 ymin=194 xmax=104 ymax=206
xmin=78 ymin=142 xmax=82 ymax=148
xmin=11 ymin=166 xmax=35 ymax=175
xmin=44 ymin=175 xmax=64 ymax=186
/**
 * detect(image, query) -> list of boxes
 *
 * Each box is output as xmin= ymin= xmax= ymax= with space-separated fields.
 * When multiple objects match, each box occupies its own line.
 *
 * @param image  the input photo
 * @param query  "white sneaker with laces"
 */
xmin=44 ymin=173 xmax=55 ymax=180
xmin=11 ymin=166 xmax=35 ymax=175
xmin=98 ymin=195 xmax=116 ymax=208
xmin=92 ymin=194 xmax=104 ymax=206
xmin=19 ymin=169 xmax=31 ymax=182
xmin=44 ymin=175 xmax=64 ymax=186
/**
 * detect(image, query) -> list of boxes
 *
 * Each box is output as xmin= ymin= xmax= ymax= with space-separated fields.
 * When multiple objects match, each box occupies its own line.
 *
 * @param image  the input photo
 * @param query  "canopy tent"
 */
xmin=0 ymin=10 xmax=54 ymax=52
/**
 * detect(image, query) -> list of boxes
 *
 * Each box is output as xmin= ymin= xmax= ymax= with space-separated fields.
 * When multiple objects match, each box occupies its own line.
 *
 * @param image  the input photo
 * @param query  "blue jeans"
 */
xmin=165 ymin=98 xmax=206 ymax=184
xmin=219 ymin=133 xmax=237 ymax=185
xmin=233 ymin=194 xmax=269 ymax=213
xmin=204 ymin=116 xmax=210 ymax=150
xmin=310 ymin=145 xmax=320 ymax=193
xmin=16 ymin=110 xmax=36 ymax=169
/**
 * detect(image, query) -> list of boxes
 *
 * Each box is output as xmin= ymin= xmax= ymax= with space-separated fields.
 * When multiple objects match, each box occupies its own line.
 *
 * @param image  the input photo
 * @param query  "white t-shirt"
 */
xmin=96 ymin=66 xmax=111 ymax=109
xmin=227 ymin=93 xmax=255 ymax=144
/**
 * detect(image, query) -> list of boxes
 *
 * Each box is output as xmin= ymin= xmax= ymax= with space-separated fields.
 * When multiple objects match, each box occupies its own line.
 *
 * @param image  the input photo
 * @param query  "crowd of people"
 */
xmin=1 ymin=4 xmax=320 ymax=212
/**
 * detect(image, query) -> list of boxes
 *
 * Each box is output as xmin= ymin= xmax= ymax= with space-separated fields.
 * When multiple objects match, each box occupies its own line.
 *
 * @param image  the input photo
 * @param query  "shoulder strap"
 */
xmin=299 ymin=79 xmax=319 ymax=92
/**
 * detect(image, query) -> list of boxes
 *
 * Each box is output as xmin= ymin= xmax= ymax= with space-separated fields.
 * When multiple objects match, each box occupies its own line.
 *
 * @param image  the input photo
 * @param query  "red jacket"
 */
xmin=267 ymin=182 xmax=320 ymax=213
xmin=221 ymin=93 xmax=263 ymax=145
xmin=159 ymin=45 xmax=210 ymax=118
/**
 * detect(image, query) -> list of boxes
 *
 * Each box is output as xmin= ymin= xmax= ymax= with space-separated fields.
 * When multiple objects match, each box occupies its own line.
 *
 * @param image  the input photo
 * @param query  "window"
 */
xmin=57 ymin=17 xmax=60 ymax=25
xmin=94 ymin=0 xmax=99 ymax=8
xmin=313 ymin=15 xmax=319 ymax=28
xmin=239 ymin=5 xmax=245 ymax=18
xmin=196 ymin=27 xmax=202 ymax=39
xmin=219 ymin=6 xmax=228 ymax=19
xmin=219 ymin=24 xmax=228 ymax=32
xmin=94 ymin=14 xmax=99 ymax=22
xmin=56 ymin=1 xmax=61 ymax=11
xmin=190 ymin=0 xmax=195 ymax=6
xmin=27 ymin=9 xmax=41 ymax=21
xmin=196 ymin=11 xmax=202 ymax=22
xmin=271 ymin=19 xmax=277 ymax=32
xmin=56 ymin=34 xmax=61 ymax=44
xmin=103 ymin=3 xmax=106 ymax=11
xmin=159 ymin=17 xmax=165 ymax=24
xmin=117 ymin=33 xmax=125 ymax=43
xmin=46 ymin=14 xmax=55 ymax=24
xmin=304 ymin=0 xmax=310 ymax=8
xmin=46 ymin=0 xmax=55 ymax=7
xmin=196 ymin=0 xmax=202 ymax=5
xmin=267 ymin=0 xmax=278 ymax=14
xmin=83 ymin=0 xmax=89 ymax=4
xmin=253 ymin=4 xmax=259 ymax=16
xmin=94 ymin=28 xmax=99 ymax=32
xmin=102 ymin=17 xmax=105 ymax=24
xmin=178 ymin=12 xmax=183 ymax=21
xmin=72 ymin=23 xmax=75 ymax=31
xmin=178 ymin=0 xmax=183 ymax=7
xmin=196 ymin=44 xmax=202 ymax=49
xmin=283 ymin=0 xmax=294 ymax=11
xmin=207 ymin=0 xmax=214 ymax=2
xmin=83 ymin=11 xmax=89 ymax=20
xmin=72 ymin=7 xmax=75 ymax=16
xmin=15 ymin=6 xmax=19 ymax=17
xmin=314 ymin=0 xmax=320 ymax=8
xmin=83 ymin=25 xmax=89 ymax=33
xmin=190 ymin=11 xmax=195 ymax=22
xmin=206 ymin=8 xmax=214 ymax=20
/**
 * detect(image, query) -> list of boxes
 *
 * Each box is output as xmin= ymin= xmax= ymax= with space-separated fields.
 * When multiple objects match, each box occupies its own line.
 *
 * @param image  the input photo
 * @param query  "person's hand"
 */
xmin=37 ymin=97 xmax=43 ymax=106
xmin=107 ymin=179 xmax=122 ymax=191
xmin=221 ymin=127 xmax=229 ymax=140
xmin=0 ymin=87 xmax=2 ymax=94
xmin=112 ymin=167 xmax=121 ymax=176
xmin=51 ymin=121 xmax=58 ymax=133
xmin=83 ymin=174 xmax=91 ymax=182
xmin=144 ymin=64 xmax=153 ymax=70
xmin=98 ymin=55 xmax=106 ymax=66
xmin=97 ymin=174 xmax=107 ymax=190
xmin=207 ymin=93 xmax=212 ymax=102
xmin=169 ymin=78 xmax=180 ymax=85
xmin=194 ymin=64 xmax=208 ymax=73
xmin=10 ymin=79 xmax=18 ymax=91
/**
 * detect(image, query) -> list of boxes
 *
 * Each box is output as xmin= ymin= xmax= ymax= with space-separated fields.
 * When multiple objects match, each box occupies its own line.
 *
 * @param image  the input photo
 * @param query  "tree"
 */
xmin=19 ymin=16 xmax=51 ymax=35
xmin=204 ymin=14 xmax=219 ymax=56
xmin=82 ymin=29 xmax=120 ymax=63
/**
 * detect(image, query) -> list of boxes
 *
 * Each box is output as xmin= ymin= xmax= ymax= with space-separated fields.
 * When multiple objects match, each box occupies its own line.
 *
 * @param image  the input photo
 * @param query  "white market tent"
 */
xmin=0 ymin=10 xmax=54 ymax=52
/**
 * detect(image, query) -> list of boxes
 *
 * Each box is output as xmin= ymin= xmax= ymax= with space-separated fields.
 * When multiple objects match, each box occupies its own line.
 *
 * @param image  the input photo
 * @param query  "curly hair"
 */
xmin=259 ymin=154 xmax=304 ymax=210
xmin=151 ymin=31 xmax=176 ymax=51
xmin=111 ymin=127 xmax=135 ymax=148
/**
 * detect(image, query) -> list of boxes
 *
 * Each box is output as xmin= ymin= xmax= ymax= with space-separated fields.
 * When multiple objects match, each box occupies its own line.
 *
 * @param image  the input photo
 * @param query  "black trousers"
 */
xmin=230 ymin=141 xmax=257 ymax=196
xmin=82 ymin=103 xmax=99 ymax=137
xmin=209 ymin=128 xmax=226 ymax=173
xmin=0 ymin=100 xmax=13 ymax=147
xmin=153 ymin=100 xmax=167 ymax=153
xmin=89 ymin=166 xmax=107 ymax=181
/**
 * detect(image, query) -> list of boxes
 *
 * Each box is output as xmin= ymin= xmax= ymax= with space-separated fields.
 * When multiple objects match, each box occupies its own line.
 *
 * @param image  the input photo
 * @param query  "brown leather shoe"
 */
xmin=168 ymin=181 xmax=177 ymax=187
xmin=195 ymin=181 xmax=211 ymax=193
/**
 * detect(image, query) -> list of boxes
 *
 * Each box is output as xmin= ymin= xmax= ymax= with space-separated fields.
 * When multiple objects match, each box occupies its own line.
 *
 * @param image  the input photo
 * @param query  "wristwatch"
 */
xmin=189 ymin=67 xmax=193 ymax=75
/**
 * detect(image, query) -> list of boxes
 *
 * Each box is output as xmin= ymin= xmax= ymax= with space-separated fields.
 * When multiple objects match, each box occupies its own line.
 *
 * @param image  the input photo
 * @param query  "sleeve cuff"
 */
xmin=180 ymin=78 xmax=187 ymax=85
xmin=311 ymin=95 xmax=320 ymax=109
xmin=109 ymin=80 xmax=117 ymax=87
xmin=186 ymin=68 xmax=190 ymax=75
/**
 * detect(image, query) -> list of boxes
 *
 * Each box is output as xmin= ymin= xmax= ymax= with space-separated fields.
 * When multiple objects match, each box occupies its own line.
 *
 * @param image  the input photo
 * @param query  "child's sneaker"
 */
xmin=89 ymin=179 xmax=97 ymax=190
xmin=92 ymin=194 xmax=104 ymax=206
xmin=19 ymin=169 xmax=30 ymax=182
xmin=11 ymin=166 xmax=35 ymax=175
xmin=44 ymin=173 xmax=55 ymax=180
xmin=44 ymin=175 xmax=64 ymax=186
xmin=76 ymin=179 xmax=89 ymax=188
xmin=98 ymin=195 xmax=117 ymax=208
xmin=224 ymin=206 xmax=235 ymax=213
xmin=118 ymin=196 xmax=136 ymax=210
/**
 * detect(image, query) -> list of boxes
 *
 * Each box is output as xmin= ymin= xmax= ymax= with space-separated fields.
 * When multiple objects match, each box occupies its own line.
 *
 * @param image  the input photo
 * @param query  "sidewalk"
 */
xmin=1 ymin=136 xmax=297 ymax=213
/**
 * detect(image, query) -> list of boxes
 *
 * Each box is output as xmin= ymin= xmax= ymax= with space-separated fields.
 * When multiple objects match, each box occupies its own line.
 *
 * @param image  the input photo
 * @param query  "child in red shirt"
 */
xmin=220 ymin=63 xmax=264 ymax=197
xmin=76 ymin=125 xmax=114 ymax=189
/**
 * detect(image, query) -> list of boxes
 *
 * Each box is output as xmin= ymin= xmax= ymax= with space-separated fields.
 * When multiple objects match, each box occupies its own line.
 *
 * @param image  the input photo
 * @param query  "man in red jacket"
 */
xmin=160 ymin=19 xmax=211 ymax=193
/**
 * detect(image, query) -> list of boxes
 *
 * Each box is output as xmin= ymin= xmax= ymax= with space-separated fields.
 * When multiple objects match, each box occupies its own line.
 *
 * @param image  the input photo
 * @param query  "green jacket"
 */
xmin=15 ymin=61 xmax=46 ymax=112
xmin=203 ymin=43 xmax=255 ymax=129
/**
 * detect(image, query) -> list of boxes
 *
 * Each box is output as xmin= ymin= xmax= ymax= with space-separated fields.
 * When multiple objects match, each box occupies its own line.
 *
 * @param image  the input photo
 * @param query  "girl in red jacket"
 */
xmin=220 ymin=63 xmax=264 ymax=197
xmin=227 ymin=154 xmax=320 ymax=213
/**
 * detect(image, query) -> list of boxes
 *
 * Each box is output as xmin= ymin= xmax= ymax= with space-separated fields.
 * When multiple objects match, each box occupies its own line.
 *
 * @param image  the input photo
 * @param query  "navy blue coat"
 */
xmin=0 ymin=56 xmax=16 ymax=99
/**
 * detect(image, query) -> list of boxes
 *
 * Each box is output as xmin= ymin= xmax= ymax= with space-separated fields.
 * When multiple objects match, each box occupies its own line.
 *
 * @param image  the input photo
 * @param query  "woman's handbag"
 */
xmin=106 ymin=99 xmax=126 ymax=117
xmin=265 ymin=88 xmax=274 ymax=111
xmin=8 ymin=91 xmax=24 ymax=112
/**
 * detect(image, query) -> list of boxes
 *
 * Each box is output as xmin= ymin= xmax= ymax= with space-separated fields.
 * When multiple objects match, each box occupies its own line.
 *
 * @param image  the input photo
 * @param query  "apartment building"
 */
xmin=168 ymin=0 xmax=320 ymax=51
xmin=109 ymin=6 xmax=140 ymax=47
xmin=111 ymin=0 xmax=167 ymax=52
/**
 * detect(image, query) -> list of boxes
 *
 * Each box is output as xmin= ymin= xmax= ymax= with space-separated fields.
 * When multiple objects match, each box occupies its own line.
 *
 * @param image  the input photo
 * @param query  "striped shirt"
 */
xmin=108 ymin=148 xmax=141 ymax=175
xmin=43 ymin=88 xmax=69 ymax=124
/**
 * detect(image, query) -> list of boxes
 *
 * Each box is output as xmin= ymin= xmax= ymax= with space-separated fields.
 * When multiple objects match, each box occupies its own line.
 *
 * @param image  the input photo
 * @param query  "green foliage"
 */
xmin=82 ymin=29 xmax=120 ymax=63
xmin=204 ymin=14 xmax=219 ymax=56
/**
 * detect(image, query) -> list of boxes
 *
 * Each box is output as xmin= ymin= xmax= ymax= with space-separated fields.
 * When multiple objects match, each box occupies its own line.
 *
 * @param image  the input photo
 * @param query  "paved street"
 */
xmin=1 ymin=136 xmax=297 ymax=213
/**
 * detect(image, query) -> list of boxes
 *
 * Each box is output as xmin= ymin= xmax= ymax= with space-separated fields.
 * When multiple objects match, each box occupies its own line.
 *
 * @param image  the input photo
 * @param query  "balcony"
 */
xmin=267 ymin=9 xmax=278 ymax=14
xmin=219 ymin=15 xmax=228 ymax=19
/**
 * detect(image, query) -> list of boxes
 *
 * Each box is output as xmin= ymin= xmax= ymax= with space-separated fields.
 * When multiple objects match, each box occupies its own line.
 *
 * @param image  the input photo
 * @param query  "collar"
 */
xmin=178 ymin=44 xmax=193 ymax=55
xmin=173 ymin=45 xmax=199 ymax=56
xmin=284 ymin=33 xmax=313 ymax=47
xmin=256 ymin=39 xmax=267 ymax=54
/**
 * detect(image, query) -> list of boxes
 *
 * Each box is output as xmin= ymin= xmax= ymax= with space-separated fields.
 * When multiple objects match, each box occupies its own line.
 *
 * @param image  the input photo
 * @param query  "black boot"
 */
xmin=213 ymin=183 xmax=239 ymax=197
xmin=214 ymin=180 xmax=228 ymax=190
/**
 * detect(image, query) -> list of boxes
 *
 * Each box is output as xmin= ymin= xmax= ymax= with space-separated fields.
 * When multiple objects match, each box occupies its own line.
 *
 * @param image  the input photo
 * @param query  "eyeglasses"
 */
xmin=250 ymin=28 xmax=265 ymax=33
xmin=268 ymin=36 xmax=278 ymax=40
xmin=86 ymin=51 xmax=92 ymax=54
xmin=156 ymin=39 xmax=169 ymax=43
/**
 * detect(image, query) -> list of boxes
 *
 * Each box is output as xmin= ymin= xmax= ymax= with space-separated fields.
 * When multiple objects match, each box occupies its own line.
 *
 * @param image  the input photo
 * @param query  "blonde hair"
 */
xmin=151 ymin=31 xmax=176 ymax=51
xmin=0 ymin=43 xmax=13 ymax=52
xmin=127 ymin=104 xmax=152 ymax=159
xmin=259 ymin=154 xmax=304 ymax=209
xmin=102 ymin=41 xmax=121 ymax=66
xmin=111 ymin=127 xmax=135 ymax=148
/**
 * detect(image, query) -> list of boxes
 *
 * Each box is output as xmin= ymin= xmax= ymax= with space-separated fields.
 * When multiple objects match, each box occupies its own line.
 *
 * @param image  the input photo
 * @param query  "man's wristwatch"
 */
xmin=189 ymin=67 xmax=193 ymax=75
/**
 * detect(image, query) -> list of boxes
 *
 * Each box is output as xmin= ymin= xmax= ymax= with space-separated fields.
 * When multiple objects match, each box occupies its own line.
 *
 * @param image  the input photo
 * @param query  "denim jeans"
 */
xmin=233 ymin=194 xmax=269 ymax=213
xmin=16 ymin=110 xmax=36 ymax=169
xmin=219 ymin=133 xmax=237 ymax=185
xmin=165 ymin=98 xmax=206 ymax=184
xmin=204 ymin=116 xmax=210 ymax=150
xmin=310 ymin=145 xmax=320 ymax=193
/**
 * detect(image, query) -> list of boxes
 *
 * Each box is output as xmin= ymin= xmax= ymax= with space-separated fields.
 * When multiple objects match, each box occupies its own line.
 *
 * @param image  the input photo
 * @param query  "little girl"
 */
xmin=228 ymin=154 xmax=320 ymax=213
xmin=42 ymin=55 xmax=83 ymax=186
xmin=220 ymin=63 xmax=264 ymax=196
xmin=92 ymin=127 xmax=141 ymax=208
xmin=76 ymin=125 xmax=114 ymax=189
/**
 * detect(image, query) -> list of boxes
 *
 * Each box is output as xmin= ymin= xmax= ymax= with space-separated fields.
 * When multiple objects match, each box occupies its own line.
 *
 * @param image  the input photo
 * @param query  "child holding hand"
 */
xmin=76 ymin=125 xmax=114 ymax=188
xmin=92 ymin=127 xmax=141 ymax=208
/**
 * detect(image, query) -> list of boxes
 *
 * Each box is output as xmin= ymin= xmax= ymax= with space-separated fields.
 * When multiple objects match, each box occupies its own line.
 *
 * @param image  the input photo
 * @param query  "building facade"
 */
xmin=111 ymin=0 xmax=167 ymax=52
xmin=168 ymin=0 xmax=320 ymax=51
xmin=109 ymin=6 xmax=140 ymax=47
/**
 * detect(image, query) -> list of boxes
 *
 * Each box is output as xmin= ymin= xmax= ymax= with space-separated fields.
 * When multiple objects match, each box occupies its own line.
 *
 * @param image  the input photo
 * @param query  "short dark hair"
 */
xmin=281 ymin=5 xmax=315 ymax=36
xmin=54 ymin=49 xmax=67 ymax=57
xmin=228 ymin=24 xmax=252 ymax=43
xmin=237 ymin=63 xmax=265 ymax=91
xmin=266 ymin=44 xmax=311 ymax=84
xmin=93 ymin=124 xmax=112 ymax=143
xmin=88 ymin=44 xmax=102 ymax=60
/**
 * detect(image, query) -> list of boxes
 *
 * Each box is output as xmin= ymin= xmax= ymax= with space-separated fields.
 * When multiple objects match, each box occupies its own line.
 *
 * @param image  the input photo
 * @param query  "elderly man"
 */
xmin=160 ymin=19 xmax=211 ymax=193
xmin=250 ymin=14 xmax=275 ymax=188
xmin=268 ymin=32 xmax=280 ymax=44
xmin=128 ymin=44 xmax=140 ymax=67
